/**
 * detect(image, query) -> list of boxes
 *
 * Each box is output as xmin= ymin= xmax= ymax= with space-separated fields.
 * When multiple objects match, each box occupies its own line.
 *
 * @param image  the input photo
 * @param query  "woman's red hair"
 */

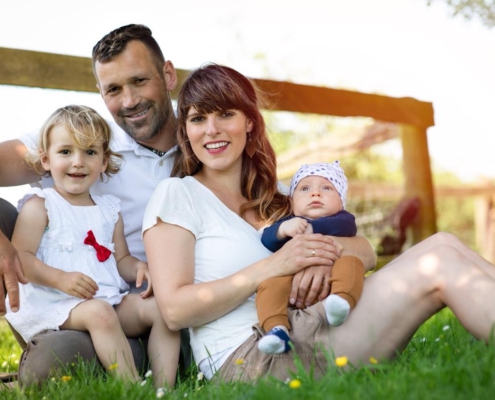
xmin=172 ymin=63 xmax=291 ymax=223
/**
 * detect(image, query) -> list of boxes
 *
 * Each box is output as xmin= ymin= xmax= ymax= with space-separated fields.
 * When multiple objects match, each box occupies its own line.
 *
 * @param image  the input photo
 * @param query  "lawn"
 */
xmin=1 ymin=309 xmax=494 ymax=399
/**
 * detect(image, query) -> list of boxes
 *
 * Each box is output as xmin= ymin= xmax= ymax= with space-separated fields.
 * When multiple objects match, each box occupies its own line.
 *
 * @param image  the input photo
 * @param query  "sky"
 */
xmin=1 ymin=0 xmax=495 ymax=205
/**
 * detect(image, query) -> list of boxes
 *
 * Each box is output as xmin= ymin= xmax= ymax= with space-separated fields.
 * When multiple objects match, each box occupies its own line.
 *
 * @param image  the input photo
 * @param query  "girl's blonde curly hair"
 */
xmin=27 ymin=105 xmax=122 ymax=179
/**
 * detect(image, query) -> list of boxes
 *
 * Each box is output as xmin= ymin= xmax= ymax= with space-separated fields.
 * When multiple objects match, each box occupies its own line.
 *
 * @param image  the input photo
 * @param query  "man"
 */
xmin=0 ymin=24 xmax=188 ymax=384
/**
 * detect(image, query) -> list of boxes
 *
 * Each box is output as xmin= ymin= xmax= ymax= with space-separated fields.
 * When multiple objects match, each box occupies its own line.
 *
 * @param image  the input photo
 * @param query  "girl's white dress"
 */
xmin=5 ymin=188 xmax=129 ymax=342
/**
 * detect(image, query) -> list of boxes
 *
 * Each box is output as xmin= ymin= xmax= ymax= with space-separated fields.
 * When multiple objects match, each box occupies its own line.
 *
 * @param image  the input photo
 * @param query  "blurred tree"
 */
xmin=428 ymin=0 xmax=495 ymax=27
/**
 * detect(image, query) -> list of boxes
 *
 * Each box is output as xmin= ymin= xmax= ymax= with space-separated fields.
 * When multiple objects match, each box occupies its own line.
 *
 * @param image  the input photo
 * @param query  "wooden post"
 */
xmin=399 ymin=124 xmax=437 ymax=243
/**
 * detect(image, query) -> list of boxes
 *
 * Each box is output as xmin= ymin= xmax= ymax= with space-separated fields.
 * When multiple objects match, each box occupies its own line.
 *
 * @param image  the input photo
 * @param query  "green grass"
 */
xmin=1 ymin=309 xmax=495 ymax=399
xmin=0 ymin=317 xmax=22 ymax=376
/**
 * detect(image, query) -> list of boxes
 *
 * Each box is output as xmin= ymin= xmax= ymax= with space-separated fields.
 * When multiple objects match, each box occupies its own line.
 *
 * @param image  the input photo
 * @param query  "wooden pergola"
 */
xmin=0 ymin=46 xmax=436 ymax=244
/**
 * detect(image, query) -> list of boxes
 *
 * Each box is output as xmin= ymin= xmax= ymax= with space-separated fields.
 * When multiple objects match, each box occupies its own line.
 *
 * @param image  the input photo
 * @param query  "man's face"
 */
xmin=95 ymin=40 xmax=170 ymax=143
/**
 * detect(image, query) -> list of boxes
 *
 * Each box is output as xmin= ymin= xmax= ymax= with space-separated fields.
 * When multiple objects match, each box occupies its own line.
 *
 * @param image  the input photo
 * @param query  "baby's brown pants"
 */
xmin=256 ymin=255 xmax=365 ymax=332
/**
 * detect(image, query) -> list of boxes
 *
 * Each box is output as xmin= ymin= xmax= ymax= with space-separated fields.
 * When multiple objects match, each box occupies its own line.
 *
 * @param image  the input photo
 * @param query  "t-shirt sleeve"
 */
xmin=19 ymin=129 xmax=40 ymax=153
xmin=19 ymin=129 xmax=53 ymax=188
xmin=142 ymin=178 xmax=200 ymax=238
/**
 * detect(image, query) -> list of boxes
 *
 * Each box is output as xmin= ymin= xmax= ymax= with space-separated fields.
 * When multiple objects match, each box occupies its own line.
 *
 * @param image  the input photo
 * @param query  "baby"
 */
xmin=257 ymin=161 xmax=365 ymax=354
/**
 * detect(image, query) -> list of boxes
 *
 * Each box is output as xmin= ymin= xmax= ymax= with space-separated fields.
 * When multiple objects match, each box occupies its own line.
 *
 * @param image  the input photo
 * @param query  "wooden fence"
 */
xmin=0 ymin=46 xmax=436 ymax=244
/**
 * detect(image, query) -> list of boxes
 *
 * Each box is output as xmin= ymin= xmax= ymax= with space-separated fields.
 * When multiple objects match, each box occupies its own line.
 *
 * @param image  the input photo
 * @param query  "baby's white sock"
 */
xmin=324 ymin=294 xmax=350 ymax=326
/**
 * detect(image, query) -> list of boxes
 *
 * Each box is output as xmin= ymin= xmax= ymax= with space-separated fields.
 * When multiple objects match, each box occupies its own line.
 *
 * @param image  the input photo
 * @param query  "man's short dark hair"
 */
xmin=92 ymin=24 xmax=165 ymax=76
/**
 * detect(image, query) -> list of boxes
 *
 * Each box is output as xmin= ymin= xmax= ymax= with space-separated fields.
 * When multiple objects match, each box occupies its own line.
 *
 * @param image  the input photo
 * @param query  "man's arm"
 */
xmin=332 ymin=235 xmax=377 ymax=272
xmin=0 ymin=139 xmax=39 ymax=186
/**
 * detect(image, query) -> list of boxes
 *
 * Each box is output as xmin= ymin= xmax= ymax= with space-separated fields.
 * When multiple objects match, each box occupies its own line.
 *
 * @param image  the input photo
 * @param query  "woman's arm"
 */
xmin=12 ymin=196 xmax=98 ymax=299
xmin=145 ymin=220 xmax=338 ymax=331
xmin=331 ymin=235 xmax=377 ymax=272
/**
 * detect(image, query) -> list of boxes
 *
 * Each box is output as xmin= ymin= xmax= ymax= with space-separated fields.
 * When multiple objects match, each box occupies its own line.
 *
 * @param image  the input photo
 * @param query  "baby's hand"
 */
xmin=278 ymin=217 xmax=309 ymax=239
xmin=136 ymin=261 xmax=153 ymax=299
xmin=58 ymin=272 xmax=98 ymax=299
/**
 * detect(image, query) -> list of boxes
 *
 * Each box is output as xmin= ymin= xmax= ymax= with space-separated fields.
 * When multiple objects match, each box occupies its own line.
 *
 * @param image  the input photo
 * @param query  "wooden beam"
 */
xmin=399 ymin=124 xmax=437 ymax=242
xmin=0 ymin=47 xmax=97 ymax=93
xmin=0 ymin=47 xmax=434 ymax=128
xmin=347 ymin=182 xmax=495 ymax=199
xmin=255 ymin=79 xmax=434 ymax=129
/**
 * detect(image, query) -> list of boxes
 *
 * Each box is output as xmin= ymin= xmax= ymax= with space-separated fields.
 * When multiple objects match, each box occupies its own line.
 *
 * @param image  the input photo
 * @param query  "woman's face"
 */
xmin=186 ymin=106 xmax=253 ymax=174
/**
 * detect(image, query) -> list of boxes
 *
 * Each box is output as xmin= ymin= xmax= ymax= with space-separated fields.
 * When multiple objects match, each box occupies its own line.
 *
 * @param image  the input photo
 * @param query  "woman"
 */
xmin=143 ymin=64 xmax=495 ymax=382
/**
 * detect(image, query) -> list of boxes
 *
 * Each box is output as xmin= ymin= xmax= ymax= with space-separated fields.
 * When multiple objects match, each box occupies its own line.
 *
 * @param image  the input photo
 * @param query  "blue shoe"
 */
xmin=258 ymin=327 xmax=292 ymax=354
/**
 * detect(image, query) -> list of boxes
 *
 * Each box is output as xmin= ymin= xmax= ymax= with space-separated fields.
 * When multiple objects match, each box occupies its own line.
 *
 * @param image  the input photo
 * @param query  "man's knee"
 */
xmin=18 ymin=330 xmax=149 ymax=386
xmin=0 ymin=198 xmax=18 ymax=240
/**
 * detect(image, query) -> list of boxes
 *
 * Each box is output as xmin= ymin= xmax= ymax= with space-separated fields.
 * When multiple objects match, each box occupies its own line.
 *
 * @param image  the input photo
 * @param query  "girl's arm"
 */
xmin=113 ymin=213 xmax=151 ymax=297
xmin=12 ymin=196 xmax=98 ymax=299
xmin=144 ymin=220 xmax=339 ymax=331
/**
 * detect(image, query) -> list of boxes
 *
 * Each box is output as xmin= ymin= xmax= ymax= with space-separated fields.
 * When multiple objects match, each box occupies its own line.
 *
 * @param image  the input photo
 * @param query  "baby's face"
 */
xmin=292 ymin=175 xmax=343 ymax=219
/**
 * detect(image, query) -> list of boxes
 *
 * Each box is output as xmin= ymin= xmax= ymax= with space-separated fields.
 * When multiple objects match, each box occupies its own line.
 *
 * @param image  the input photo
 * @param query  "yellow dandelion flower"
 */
xmin=335 ymin=356 xmax=348 ymax=367
xmin=61 ymin=375 xmax=72 ymax=382
xmin=108 ymin=363 xmax=119 ymax=371
xmin=369 ymin=357 xmax=378 ymax=364
xmin=234 ymin=358 xmax=245 ymax=366
xmin=289 ymin=379 xmax=301 ymax=389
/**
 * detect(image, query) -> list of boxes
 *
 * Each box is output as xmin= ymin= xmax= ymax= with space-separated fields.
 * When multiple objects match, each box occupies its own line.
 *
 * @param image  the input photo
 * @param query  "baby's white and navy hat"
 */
xmin=290 ymin=161 xmax=348 ymax=208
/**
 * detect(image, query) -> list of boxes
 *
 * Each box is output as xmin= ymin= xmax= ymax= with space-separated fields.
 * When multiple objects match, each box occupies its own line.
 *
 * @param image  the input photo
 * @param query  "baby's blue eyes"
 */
xmin=300 ymin=186 xmax=332 ymax=192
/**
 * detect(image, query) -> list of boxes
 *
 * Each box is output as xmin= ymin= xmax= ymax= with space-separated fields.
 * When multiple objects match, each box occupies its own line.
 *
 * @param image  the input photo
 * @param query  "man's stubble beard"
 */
xmin=120 ymin=101 xmax=171 ymax=143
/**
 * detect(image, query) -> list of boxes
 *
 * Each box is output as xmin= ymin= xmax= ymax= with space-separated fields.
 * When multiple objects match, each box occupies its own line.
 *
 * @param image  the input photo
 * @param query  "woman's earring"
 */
xmin=246 ymin=132 xmax=256 ymax=158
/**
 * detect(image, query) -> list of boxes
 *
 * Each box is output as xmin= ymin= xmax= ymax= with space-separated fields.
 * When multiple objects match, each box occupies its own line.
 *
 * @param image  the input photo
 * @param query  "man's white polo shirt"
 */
xmin=20 ymin=120 xmax=177 ymax=262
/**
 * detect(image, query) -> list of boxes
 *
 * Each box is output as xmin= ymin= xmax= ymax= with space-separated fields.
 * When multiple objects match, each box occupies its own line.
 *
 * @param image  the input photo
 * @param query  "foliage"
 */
xmin=428 ymin=0 xmax=495 ymax=27
xmin=433 ymin=170 xmax=477 ymax=250
xmin=2 ymin=309 xmax=495 ymax=399
xmin=267 ymin=111 xmax=478 ymax=252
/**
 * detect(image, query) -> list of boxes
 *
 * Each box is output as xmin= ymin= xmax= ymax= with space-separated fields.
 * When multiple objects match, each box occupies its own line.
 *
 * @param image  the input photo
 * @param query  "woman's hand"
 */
xmin=287 ymin=235 xmax=341 ymax=308
xmin=270 ymin=233 xmax=339 ymax=277
xmin=290 ymin=266 xmax=332 ymax=308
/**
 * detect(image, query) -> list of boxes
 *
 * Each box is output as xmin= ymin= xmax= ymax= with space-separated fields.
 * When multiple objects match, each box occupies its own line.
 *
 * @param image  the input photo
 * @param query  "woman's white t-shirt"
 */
xmin=142 ymin=176 xmax=272 ymax=378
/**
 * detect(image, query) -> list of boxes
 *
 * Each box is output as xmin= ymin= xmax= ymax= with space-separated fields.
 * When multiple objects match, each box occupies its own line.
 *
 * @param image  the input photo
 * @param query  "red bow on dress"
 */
xmin=84 ymin=230 xmax=111 ymax=262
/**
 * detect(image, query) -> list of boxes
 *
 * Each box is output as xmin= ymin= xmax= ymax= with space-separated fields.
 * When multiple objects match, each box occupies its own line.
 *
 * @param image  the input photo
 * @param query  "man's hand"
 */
xmin=278 ymin=217 xmax=309 ymax=239
xmin=0 ymin=231 xmax=27 ymax=315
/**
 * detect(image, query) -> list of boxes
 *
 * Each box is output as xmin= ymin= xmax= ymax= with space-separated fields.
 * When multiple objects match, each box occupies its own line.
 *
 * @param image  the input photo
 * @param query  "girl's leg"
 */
xmin=116 ymin=294 xmax=180 ymax=388
xmin=61 ymin=299 xmax=139 ymax=382
xmin=325 ymin=240 xmax=495 ymax=366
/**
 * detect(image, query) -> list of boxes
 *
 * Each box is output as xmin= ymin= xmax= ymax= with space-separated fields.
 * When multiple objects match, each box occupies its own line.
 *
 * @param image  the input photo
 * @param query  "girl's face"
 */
xmin=41 ymin=124 xmax=108 ymax=204
xmin=292 ymin=175 xmax=343 ymax=220
xmin=186 ymin=107 xmax=253 ymax=175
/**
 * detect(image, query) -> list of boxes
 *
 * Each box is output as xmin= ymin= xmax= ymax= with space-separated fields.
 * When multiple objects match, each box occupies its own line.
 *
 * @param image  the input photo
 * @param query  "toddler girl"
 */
xmin=5 ymin=105 xmax=179 ymax=388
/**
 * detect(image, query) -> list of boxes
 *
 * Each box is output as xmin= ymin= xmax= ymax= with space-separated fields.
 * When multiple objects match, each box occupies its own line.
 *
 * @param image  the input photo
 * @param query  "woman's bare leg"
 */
xmin=326 ymin=241 xmax=495 ymax=366
xmin=385 ymin=232 xmax=495 ymax=278
xmin=116 ymin=294 xmax=180 ymax=388
xmin=61 ymin=299 xmax=139 ymax=382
